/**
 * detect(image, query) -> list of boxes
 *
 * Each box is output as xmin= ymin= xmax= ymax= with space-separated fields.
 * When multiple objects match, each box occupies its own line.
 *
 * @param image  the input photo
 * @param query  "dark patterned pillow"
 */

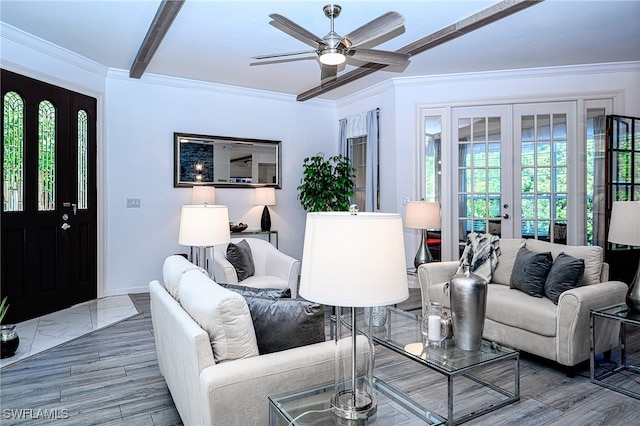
xmin=226 ymin=239 xmax=255 ymax=281
xmin=544 ymin=252 xmax=585 ymax=304
xmin=510 ymin=247 xmax=553 ymax=297
xmin=243 ymin=296 xmax=325 ymax=355
xmin=219 ymin=283 xmax=291 ymax=299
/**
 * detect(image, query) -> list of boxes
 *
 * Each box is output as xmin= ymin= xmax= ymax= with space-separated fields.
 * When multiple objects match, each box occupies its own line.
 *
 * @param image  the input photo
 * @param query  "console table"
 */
xmin=231 ymin=229 xmax=278 ymax=248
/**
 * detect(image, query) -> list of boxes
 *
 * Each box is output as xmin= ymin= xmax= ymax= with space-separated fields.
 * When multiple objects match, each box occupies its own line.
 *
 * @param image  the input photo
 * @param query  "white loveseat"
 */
xmin=149 ymin=255 xmax=337 ymax=425
xmin=418 ymin=238 xmax=628 ymax=368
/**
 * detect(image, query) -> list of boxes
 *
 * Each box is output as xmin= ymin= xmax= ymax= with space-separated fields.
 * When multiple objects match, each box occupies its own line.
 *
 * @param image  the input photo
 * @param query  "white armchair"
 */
xmin=212 ymin=238 xmax=300 ymax=298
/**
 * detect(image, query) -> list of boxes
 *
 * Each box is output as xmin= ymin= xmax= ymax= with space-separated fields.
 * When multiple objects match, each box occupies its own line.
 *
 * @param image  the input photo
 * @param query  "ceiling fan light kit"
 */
xmin=319 ymin=49 xmax=346 ymax=65
xmin=255 ymin=3 xmax=409 ymax=83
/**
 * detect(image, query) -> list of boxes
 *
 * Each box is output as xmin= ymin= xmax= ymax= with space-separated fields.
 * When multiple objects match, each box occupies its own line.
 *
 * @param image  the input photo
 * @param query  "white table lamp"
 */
xmin=255 ymin=187 xmax=276 ymax=232
xmin=178 ymin=204 xmax=230 ymax=272
xmin=608 ymin=201 xmax=640 ymax=312
xmin=404 ymin=201 xmax=441 ymax=268
xmin=300 ymin=207 xmax=408 ymax=420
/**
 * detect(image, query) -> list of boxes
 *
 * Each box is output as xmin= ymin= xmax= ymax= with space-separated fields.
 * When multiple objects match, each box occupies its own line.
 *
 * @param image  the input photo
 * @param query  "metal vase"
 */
xmin=446 ymin=265 xmax=487 ymax=351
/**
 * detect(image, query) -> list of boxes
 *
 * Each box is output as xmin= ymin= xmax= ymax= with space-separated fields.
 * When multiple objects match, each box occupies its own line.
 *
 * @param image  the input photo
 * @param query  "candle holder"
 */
xmin=421 ymin=301 xmax=449 ymax=347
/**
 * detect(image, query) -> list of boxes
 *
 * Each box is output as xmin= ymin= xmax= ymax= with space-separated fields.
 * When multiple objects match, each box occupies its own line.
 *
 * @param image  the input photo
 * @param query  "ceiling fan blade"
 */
xmin=269 ymin=13 xmax=326 ymax=46
xmin=348 ymin=48 xmax=410 ymax=66
xmin=343 ymin=11 xmax=405 ymax=48
xmin=253 ymin=50 xmax=317 ymax=60
xmin=320 ymin=64 xmax=338 ymax=83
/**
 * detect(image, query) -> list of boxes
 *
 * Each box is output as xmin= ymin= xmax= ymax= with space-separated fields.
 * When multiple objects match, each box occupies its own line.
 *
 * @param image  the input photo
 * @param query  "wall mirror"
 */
xmin=174 ymin=133 xmax=281 ymax=188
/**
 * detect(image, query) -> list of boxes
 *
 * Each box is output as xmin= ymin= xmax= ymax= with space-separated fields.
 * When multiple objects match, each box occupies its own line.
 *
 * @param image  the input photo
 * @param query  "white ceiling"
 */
xmin=1 ymin=0 xmax=639 ymax=101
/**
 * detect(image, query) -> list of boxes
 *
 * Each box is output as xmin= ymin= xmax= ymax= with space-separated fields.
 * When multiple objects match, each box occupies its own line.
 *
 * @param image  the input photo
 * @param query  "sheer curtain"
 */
xmin=338 ymin=108 xmax=379 ymax=211
xmin=592 ymin=114 xmax=606 ymax=248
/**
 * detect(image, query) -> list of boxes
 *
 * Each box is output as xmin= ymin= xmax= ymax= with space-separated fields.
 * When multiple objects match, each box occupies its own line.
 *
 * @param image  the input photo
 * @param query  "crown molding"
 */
xmin=392 ymin=61 xmax=640 ymax=89
xmin=0 ymin=22 xmax=108 ymax=76
xmin=106 ymin=68 xmax=335 ymax=108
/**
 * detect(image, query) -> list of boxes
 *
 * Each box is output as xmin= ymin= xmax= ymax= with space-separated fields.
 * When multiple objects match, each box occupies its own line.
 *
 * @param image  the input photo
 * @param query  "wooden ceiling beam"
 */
xmin=297 ymin=0 xmax=544 ymax=102
xmin=130 ymin=0 xmax=185 ymax=79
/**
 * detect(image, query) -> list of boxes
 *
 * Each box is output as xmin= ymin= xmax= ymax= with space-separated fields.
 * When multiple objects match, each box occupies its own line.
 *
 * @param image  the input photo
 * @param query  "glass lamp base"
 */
xmin=331 ymin=389 xmax=377 ymax=420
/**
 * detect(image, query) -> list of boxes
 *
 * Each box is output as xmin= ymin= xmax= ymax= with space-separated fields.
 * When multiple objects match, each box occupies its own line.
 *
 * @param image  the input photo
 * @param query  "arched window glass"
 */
xmin=2 ymin=91 xmax=25 ymax=212
xmin=77 ymin=110 xmax=88 ymax=209
xmin=2 ymin=91 xmax=24 ymax=212
xmin=38 ymin=100 xmax=56 ymax=211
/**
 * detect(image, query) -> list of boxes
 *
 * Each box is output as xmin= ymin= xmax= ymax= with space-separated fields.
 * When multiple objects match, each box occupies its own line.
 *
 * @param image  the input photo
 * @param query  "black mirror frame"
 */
xmin=174 ymin=132 xmax=282 ymax=189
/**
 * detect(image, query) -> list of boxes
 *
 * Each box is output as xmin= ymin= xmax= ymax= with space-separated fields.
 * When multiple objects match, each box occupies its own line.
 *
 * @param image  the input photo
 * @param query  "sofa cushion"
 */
xmin=243 ymin=296 xmax=325 ymax=354
xmin=178 ymin=269 xmax=259 ymax=363
xmin=525 ymin=239 xmax=603 ymax=286
xmin=226 ymin=239 xmax=255 ymax=281
xmin=544 ymin=252 xmax=585 ymax=304
xmin=162 ymin=254 xmax=208 ymax=301
xmin=492 ymin=239 xmax=526 ymax=285
xmin=510 ymin=247 xmax=553 ymax=297
xmin=456 ymin=232 xmax=501 ymax=282
xmin=486 ymin=284 xmax=557 ymax=337
xmin=219 ymin=283 xmax=291 ymax=299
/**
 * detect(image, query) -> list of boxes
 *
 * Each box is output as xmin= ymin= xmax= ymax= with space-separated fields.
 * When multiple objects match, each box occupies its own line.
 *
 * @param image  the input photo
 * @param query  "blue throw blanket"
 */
xmin=457 ymin=232 xmax=501 ymax=282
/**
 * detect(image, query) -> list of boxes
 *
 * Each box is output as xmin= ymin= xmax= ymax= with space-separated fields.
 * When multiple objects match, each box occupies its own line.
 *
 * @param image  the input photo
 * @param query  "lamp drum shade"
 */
xmin=254 ymin=187 xmax=276 ymax=206
xmin=404 ymin=201 xmax=441 ymax=229
xmin=299 ymin=212 xmax=409 ymax=307
xmin=178 ymin=205 xmax=230 ymax=247
xmin=608 ymin=201 xmax=640 ymax=246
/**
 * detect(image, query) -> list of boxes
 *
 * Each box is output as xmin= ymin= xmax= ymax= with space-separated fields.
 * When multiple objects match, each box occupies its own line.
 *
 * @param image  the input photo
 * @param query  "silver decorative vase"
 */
xmin=363 ymin=306 xmax=387 ymax=326
xmin=446 ymin=265 xmax=487 ymax=351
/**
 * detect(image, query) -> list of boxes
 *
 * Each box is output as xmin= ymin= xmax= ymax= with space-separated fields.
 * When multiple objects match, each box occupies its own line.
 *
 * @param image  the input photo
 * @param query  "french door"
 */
xmin=448 ymin=102 xmax=577 ymax=259
xmin=1 ymin=70 xmax=97 ymax=323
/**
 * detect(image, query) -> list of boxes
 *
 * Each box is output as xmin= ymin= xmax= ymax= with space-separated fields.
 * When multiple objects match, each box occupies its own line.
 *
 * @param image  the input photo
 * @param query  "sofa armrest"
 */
xmin=212 ymin=256 xmax=239 ymax=285
xmin=265 ymin=250 xmax=300 ymax=298
xmin=200 ymin=338 xmax=369 ymax=425
xmin=555 ymin=280 xmax=628 ymax=366
xmin=418 ymin=261 xmax=458 ymax=314
xmin=149 ymin=280 xmax=216 ymax=426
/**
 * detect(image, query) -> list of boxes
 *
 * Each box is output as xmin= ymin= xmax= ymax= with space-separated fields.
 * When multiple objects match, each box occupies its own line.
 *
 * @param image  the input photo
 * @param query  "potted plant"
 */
xmin=0 ymin=297 xmax=19 ymax=359
xmin=297 ymin=153 xmax=356 ymax=212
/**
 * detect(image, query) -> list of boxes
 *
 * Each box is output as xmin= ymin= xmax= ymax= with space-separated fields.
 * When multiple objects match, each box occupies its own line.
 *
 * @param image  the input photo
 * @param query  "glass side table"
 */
xmin=590 ymin=303 xmax=640 ymax=399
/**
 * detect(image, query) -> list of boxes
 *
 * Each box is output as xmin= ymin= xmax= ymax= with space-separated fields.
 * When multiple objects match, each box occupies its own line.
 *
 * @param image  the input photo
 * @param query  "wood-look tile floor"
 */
xmin=1 ymin=291 xmax=640 ymax=425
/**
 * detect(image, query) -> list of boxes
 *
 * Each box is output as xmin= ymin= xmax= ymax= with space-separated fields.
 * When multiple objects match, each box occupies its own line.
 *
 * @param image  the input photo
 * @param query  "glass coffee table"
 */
xmin=269 ymin=379 xmax=445 ymax=425
xmin=351 ymin=306 xmax=520 ymax=425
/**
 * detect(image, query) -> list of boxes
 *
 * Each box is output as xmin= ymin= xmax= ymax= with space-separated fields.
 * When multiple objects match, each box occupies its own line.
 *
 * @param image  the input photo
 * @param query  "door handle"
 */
xmin=61 ymin=223 xmax=71 ymax=230
xmin=502 ymin=214 xmax=510 ymax=219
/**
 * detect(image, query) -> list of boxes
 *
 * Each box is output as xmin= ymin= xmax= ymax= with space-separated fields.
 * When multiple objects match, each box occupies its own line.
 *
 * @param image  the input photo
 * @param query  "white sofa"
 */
xmin=418 ymin=238 xmax=628 ymax=368
xmin=149 ymin=255 xmax=337 ymax=425
xmin=212 ymin=238 xmax=300 ymax=298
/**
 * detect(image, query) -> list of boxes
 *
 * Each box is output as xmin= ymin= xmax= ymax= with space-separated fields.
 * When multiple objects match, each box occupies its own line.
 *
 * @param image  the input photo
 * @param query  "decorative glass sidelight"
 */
xmin=77 ymin=110 xmax=88 ymax=209
xmin=2 ymin=91 xmax=24 ymax=212
xmin=38 ymin=100 xmax=56 ymax=211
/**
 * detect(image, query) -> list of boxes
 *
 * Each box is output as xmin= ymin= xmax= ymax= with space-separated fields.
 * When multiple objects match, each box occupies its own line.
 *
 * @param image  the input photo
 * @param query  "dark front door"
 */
xmin=1 ymin=69 xmax=97 ymax=323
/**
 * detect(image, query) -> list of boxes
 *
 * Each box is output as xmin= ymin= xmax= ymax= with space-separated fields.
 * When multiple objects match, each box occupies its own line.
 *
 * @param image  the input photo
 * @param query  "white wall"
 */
xmin=104 ymin=73 xmax=336 ymax=294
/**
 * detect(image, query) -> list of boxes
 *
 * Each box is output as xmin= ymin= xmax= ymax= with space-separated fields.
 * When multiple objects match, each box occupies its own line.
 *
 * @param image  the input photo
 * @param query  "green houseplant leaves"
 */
xmin=297 ymin=154 xmax=355 ymax=212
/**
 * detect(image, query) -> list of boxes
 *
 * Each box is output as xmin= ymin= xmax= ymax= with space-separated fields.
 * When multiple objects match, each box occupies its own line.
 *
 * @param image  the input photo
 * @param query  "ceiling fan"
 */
xmin=253 ymin=4 xmax=410 ymax=83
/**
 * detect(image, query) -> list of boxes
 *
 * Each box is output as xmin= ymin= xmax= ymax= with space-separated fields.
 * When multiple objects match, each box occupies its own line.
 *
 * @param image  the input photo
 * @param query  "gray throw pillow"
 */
xmin=544 ymin=252 xmax=585 ymax=304
xmin=510 ymin=247 xmax=553 ymax=297
xmin=226 ymin=239 xmax=255 ymax=281
xmin=243 ymin=296 xmax=325 ymax=354
xmin=219 ymin=283 xmax=291 ymax=299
